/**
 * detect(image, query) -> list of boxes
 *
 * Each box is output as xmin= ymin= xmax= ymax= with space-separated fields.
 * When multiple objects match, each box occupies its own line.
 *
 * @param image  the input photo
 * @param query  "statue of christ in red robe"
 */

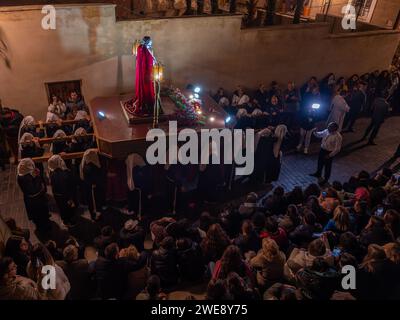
xmin=125 ymin=36 xmax=156 ymax=117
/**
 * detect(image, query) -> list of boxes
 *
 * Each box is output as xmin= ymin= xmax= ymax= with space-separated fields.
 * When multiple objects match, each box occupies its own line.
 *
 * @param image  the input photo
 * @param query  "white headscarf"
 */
xmin=20 ymin=116 xmax=35 ymax=128
xmin=48 ymin=104 xmax=56 ymax=113
xmin=273 ymin=125 xmax=288 ymax=158
xmin=218 ymin=97 xmax=230 ymax=107
xmin=74 ymin=127 xmax=87 ymax=136
xmin=18 ymin=132 xmax=36 ymax=159
xmin=18 ymin=116 xmax=35 ymax=144
xmin=46 ymin=112 xmax=60 ymax=122
xmin=19 ymin=132 xmax=34 ymax=145
xmin=50 ymin=129 xmax=67 ymax=152
xmin=80 ymin=149 xmax=100 ymax=180
xmin=72 ymin=127 xmax=87 ymax=143
xmin=251 ymin=108 xmax=263 ymax=117
xmin=254 ymin=128 xmax=272 ymax=151
xmin=126 ymin=153 xmax=146 ymax=191
xmin=74 ymin=110 xmax=88 ymax=121
xmin=53 ymin=129 xmax=67 ymax=138
xmin=48 ymin=154 xmax=68 ymax=172
xmin=17 ymin=158 xmax=35 ymax=176
xmin=236 ymin=108 xmax=248 ymax=118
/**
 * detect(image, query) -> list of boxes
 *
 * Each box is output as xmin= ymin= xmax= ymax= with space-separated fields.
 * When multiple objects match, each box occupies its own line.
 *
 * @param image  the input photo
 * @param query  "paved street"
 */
xmin=1 ymin=116 xmax=400 ymax=242
xmin=278 ymin=116 xmax=400 ymax=191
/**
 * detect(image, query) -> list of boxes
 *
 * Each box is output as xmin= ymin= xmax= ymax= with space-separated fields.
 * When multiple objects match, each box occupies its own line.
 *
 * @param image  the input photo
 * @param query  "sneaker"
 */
xmin=303 ymin=148 xmax=308 ymax=154
xmin=296 ymin=145 xmax=302 ymax=152
xmin=368 ymin=141 xmax=377 ymax=145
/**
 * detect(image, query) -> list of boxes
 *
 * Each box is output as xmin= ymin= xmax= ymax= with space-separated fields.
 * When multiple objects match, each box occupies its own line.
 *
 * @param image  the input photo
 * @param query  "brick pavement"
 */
xmin=277 ymin=116 xmax=400 ymax=191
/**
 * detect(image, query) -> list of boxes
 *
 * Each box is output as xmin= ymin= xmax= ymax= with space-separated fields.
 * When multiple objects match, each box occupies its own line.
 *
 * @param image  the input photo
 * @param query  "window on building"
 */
xmin=351 ymin=0 xmax=377 ymax=22
xmin=45 ymin=80 xmax=83 ymax=104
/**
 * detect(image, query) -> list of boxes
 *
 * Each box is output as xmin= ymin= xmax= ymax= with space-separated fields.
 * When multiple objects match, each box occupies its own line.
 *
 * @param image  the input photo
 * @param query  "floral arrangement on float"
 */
xmin=165 ymin=88 xmax=205 ymax=127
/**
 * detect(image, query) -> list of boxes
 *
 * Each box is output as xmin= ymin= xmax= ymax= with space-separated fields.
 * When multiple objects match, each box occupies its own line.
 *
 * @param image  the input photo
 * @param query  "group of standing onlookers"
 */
xmin=213 ymin=68 xmax=399 ymax=141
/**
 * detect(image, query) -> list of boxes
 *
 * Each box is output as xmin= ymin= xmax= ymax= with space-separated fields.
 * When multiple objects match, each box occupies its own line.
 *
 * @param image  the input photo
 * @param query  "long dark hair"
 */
xmin=201 ymin=224 xmax=230 ymax=259
xmin=384 ymin=209 xmax=400 ymax=240
xmin=28 ymin=243 xmax=54 ymax=281
xmin=360 ymin=244 xmax=386 ymax=273
xmin=287 ymin=204 xmax=301 ymax=226
xmin=218 ymin=245 xmax=244 ymax=279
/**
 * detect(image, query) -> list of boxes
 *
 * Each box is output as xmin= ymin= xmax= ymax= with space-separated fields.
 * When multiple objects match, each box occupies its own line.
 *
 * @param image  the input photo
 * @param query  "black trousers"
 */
xmin=84 ymin=183 xmax=103 ymax=219
xmin=363 ymin=120 xmax=382 ymax=143
xmin=316 ymin=148 xmax=333 ymax=181
xmin=54 ymin=194 xmax=75 ymax=224
xmin=344 ymin=110 xmax=359 ymax=130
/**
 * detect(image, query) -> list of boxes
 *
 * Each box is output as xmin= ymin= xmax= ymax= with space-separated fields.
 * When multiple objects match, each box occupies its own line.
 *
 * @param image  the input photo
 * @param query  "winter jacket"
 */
xmin=176 ymin=241 xmax=205 ymax=282
xmin=150 ymin=248 xmax=178 ymax=288
xmin=250 ymin=250 xmax=286 ymax=288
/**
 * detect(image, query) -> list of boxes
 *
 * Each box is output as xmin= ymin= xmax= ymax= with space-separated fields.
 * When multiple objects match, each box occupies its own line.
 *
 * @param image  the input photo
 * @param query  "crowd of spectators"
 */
xmin=1 ymin=69 xmax=400 ymax=300
xmin=213 ymin=68 xmax=399 ymax=150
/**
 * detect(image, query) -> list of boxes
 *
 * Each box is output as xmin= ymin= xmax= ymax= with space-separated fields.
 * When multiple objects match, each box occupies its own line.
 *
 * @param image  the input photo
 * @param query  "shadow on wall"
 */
xmin=82 ymin=5 xmax=102 ymax=56
xmin=0 ymin=27 xmax=11 ymax=69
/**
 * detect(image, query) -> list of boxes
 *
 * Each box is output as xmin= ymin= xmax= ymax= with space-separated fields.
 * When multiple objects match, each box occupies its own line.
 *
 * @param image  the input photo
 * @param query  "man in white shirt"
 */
xmin=326 ymin=91 xmax=350 ymax=132
xmin=309 ymin=122 xmax=343 ymax=182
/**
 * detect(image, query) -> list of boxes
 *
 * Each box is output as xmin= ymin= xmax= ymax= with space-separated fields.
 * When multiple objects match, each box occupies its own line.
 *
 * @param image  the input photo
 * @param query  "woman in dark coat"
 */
xmin=18 ymin=116 xmax=45 ymax=139
xmin=266 ymin=125 xmax=287 ymax=182
xmin=356 ymin=244 xmax=397 ymax=299
xmin=19 ymin=133 xmax=44 ymax=159
xmin=359 ymin=216 xmax=393 ymax=248
xmin=252 ymin=127 xmax=276 ymax=184
xmin=51 ymin=129 xmax=69 ymax=155
xmin=80 ymin=149 xmax=104 ymax=221
xmin=125 ymin=153 xmax=152 ymax=216
xmin=48 ymin=155 xmax=77 ymax=226
xmin=67 ymin=127 xmax=95 ymax=153
xmin=150 ymin=236 xmax=179 ymax=288
xmin=17 ymin=158 xmax=51 ymax=233
xmin=197 ymin=143 xmax=223 ymax=202
xmin=4 ymin=236 xmax=31 ymax=277
xmin=19 ymin=133 xmax=45 ymax=176
xmin=176 ymin=237 xmax=205 ymax=282
xmin=233 ymin=220 xmax=261 ymax=254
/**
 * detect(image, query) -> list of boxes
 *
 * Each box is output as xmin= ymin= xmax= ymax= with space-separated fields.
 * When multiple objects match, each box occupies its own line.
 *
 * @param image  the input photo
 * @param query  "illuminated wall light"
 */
xmin=194 ymin=87 xmax=201 ymax=93
xmin=98 ymin=111 xmax=106 ymax=119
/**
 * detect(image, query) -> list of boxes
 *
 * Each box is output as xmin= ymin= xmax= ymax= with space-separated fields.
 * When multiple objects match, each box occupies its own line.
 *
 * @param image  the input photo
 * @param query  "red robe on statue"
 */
xmin=134 ymin=44 xmax=155 ymax=116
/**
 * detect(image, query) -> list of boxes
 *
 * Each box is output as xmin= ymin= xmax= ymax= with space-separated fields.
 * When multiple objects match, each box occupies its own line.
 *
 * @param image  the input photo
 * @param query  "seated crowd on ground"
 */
xmin=1 ymin=167 xmax=400 ymax=300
